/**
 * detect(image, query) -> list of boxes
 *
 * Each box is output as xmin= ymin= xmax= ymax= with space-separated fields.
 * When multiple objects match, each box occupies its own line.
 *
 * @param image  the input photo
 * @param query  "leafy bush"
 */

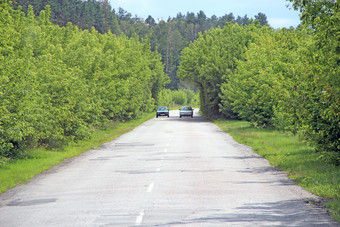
xmin=179 ymin=18 xmax=339 ymax=164
xmin=157 ymin=89 xmax=198 ymax=106
xmin=178 ymin=23 xmax=254 ymax=118
xmin=172 ymin=90 xmax=187 ymax=105
xmin=0 ymin=3 xmax=167 ymax=159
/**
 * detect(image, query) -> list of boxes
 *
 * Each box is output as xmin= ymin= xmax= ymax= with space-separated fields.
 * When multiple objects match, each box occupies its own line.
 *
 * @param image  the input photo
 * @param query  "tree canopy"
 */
xmin=0 ymin=1 xmax=167 ymax=161
xmin=4 ymin=0 xmax=339 ymax=166
xmin=12 ymin=0 xmax=270 ymax=89
xmin=178 ymin=1 xmax=339 ymax=164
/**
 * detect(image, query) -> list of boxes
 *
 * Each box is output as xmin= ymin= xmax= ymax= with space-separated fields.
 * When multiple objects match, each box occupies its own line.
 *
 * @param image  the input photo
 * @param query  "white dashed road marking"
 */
xmin=135 ymin=209 xmax=144 ymax=225
xmin=147 ymin=182 xmax=154 ymax=193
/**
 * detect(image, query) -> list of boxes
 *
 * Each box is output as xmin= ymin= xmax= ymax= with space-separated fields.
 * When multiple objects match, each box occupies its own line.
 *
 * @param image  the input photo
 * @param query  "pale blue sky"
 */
xmin=109 ymin=0 xmax=301 ymax=28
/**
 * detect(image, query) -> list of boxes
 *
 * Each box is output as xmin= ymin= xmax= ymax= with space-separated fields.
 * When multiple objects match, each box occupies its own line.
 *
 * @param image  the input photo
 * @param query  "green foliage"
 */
xmin=285 ymin=0 xmax=340 ymax=165
xmin=0 ymin=111 xmax=156 ymax=193
xmin=157 ymin=89 xmax=198 ymax=106
xmin=221 ymin=28 xmax=312 ymax=128
xmin=13 ymin=0 xmax=270 ymax=90
xmin=179 ymin=6 xmax=339 ymax=164
xmin=172 ymin=90 xmax=187 ymax=105
xmin=183 ymin=89 xmax=196 ymax=105
xmin=13 ymin=0 xmax=117 ymax=34
xmin=215 ymin=119 xmax=340 ymax=221
xmin=157 ymin=89 xmax=173 ymax=106
xmin=0 ymin=2 xmax=166 ymax=159
xmin=179 ymin=23 xmax=257 ymax=118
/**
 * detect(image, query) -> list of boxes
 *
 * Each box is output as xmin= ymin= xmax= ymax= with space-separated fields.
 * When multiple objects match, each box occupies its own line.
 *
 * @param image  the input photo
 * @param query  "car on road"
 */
xmin=156 ymin=106 xmax=169 ymax=118
xmin=179 ymin=106 xmax=194 ymax=118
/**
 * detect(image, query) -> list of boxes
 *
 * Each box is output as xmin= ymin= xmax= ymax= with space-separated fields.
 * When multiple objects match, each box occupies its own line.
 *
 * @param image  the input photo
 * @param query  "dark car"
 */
xmin=156 ymin=106 xmax=169 ymax=118
xmin=179 ymin=106 xmax=194 ymax=118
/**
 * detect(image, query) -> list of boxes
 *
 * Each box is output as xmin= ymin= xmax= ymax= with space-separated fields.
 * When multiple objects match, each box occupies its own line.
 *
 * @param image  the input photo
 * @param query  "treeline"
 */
xmin=0 ymin=2 xmax=167 ymax=162
xmin=12 ymin=0 xmax=119 ymax=34
xmin=12 ymin=0 xmax=269 ymax=89
xmin=158 ymin=89 xmax=198 ymax=107
xmin=178 ymin=2 xmax=339 ymax=164
xmin=147 ymin=11 xmax=268 ymax=90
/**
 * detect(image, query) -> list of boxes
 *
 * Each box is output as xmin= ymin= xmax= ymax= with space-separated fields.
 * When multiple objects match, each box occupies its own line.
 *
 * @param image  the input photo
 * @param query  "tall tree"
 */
xmin=286 ymin=0 xmax=340 ymax=164
xmin=145 ymin=15 xmax=156 ymax=26
xmin=255 ymin=12 xmax=268 ymax=26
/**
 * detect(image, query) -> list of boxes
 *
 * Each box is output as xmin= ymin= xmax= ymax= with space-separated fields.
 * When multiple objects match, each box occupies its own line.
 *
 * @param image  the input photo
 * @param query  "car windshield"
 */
xmin=158 ymin=106 xmax=167 ymax=111
xmin=181 ymin=106 xmax=192 ymax=110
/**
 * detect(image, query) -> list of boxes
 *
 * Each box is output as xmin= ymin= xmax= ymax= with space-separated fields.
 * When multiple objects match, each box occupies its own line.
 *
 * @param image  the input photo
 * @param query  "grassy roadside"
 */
xmin=214 ymin=120 xmax=340 ymax=222
xmin=0 ymin=112 xmax=155 ymax=194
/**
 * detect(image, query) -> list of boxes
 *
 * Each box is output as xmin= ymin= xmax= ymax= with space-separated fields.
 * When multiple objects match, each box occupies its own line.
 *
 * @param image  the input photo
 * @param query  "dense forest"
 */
xmin=11 ymin=0 xmax=269 ymax=89
xmin=0 ymin=1 xmax=167 ymax=163
xmin=179 ymin=1 xmax=339 ymax=164
xmin=0 ymin=0 xmax=268 ymax=163
xmin=1 ymin=0 xmax=339 ymax=166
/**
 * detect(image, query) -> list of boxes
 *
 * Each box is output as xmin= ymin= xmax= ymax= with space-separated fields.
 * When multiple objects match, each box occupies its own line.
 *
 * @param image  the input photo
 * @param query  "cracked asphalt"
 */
xmin=0 ymin=109 xmax=338 ymax=226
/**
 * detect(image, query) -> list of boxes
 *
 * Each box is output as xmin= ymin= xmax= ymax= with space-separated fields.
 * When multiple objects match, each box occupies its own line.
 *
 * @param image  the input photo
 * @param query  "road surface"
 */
xmin=0 ymin=109 xmax=338 ymax=226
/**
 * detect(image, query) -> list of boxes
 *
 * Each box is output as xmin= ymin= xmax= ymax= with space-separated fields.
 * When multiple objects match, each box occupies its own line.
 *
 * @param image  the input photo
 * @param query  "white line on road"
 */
xmin=157 ymin=168 xmax=161 ymax=172
xmin=147 ymin=182 xmax=154 ymax=193
xmin=135 ymin=209 xmax=144 ymax=225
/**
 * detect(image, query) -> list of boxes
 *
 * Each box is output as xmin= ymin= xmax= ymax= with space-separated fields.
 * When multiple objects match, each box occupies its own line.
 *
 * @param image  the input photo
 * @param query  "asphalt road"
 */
xmin=0 ymin=109 xmax=338 ymax=226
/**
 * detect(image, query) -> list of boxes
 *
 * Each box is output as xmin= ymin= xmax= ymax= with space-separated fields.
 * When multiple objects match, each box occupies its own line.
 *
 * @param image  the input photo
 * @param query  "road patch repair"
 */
xmin=0 ymin=110 xmax=338 ymax=226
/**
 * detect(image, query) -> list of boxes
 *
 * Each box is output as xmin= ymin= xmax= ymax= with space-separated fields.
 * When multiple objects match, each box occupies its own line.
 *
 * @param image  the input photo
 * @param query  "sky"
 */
xmin=108 ymin=0 xmax=301 ymax=29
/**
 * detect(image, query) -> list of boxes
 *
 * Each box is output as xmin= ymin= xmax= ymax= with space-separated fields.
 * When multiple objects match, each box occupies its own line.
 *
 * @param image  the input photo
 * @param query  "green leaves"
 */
xmin=179 ymin=23 xmax=257 ymax=118
xmin=179 ymin=15 xmax=339 ymax=164
xmin=285 ymin=0 xmax=340 ymax=164
xmin=0 ymin=3 xmax=166 ymax=158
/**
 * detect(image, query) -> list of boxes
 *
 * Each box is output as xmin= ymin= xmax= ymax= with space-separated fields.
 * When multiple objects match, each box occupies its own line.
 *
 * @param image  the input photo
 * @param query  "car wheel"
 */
xmin=156 ymin=115 xmax=158 ymax=118
xmin=191 ymin=115 xmax=193 ymax=118
xmin=180 ymin=116 xmax=182 ymax=118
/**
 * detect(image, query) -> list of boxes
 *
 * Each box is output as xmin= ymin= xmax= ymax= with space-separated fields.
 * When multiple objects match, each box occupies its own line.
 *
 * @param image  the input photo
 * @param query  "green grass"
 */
xmin=214 ymin=120 xmax=340 ymax=222
xmin=0 ymin=112 xmax=155 ymax=194
xmin=1 ymin=114 xmax=338 ymax=222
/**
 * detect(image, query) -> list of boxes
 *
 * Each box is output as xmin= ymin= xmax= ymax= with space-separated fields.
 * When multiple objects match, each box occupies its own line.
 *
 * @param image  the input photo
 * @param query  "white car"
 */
xmin=179 ymin=106 xmax=194 ymax=118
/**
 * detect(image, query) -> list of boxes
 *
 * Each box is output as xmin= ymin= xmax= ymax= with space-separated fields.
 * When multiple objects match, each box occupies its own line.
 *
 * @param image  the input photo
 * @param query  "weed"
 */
xmin=0 ymin=113 xmax=155 ymax=194
xmin=214 ymin=120 xmax=340 ymax=222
